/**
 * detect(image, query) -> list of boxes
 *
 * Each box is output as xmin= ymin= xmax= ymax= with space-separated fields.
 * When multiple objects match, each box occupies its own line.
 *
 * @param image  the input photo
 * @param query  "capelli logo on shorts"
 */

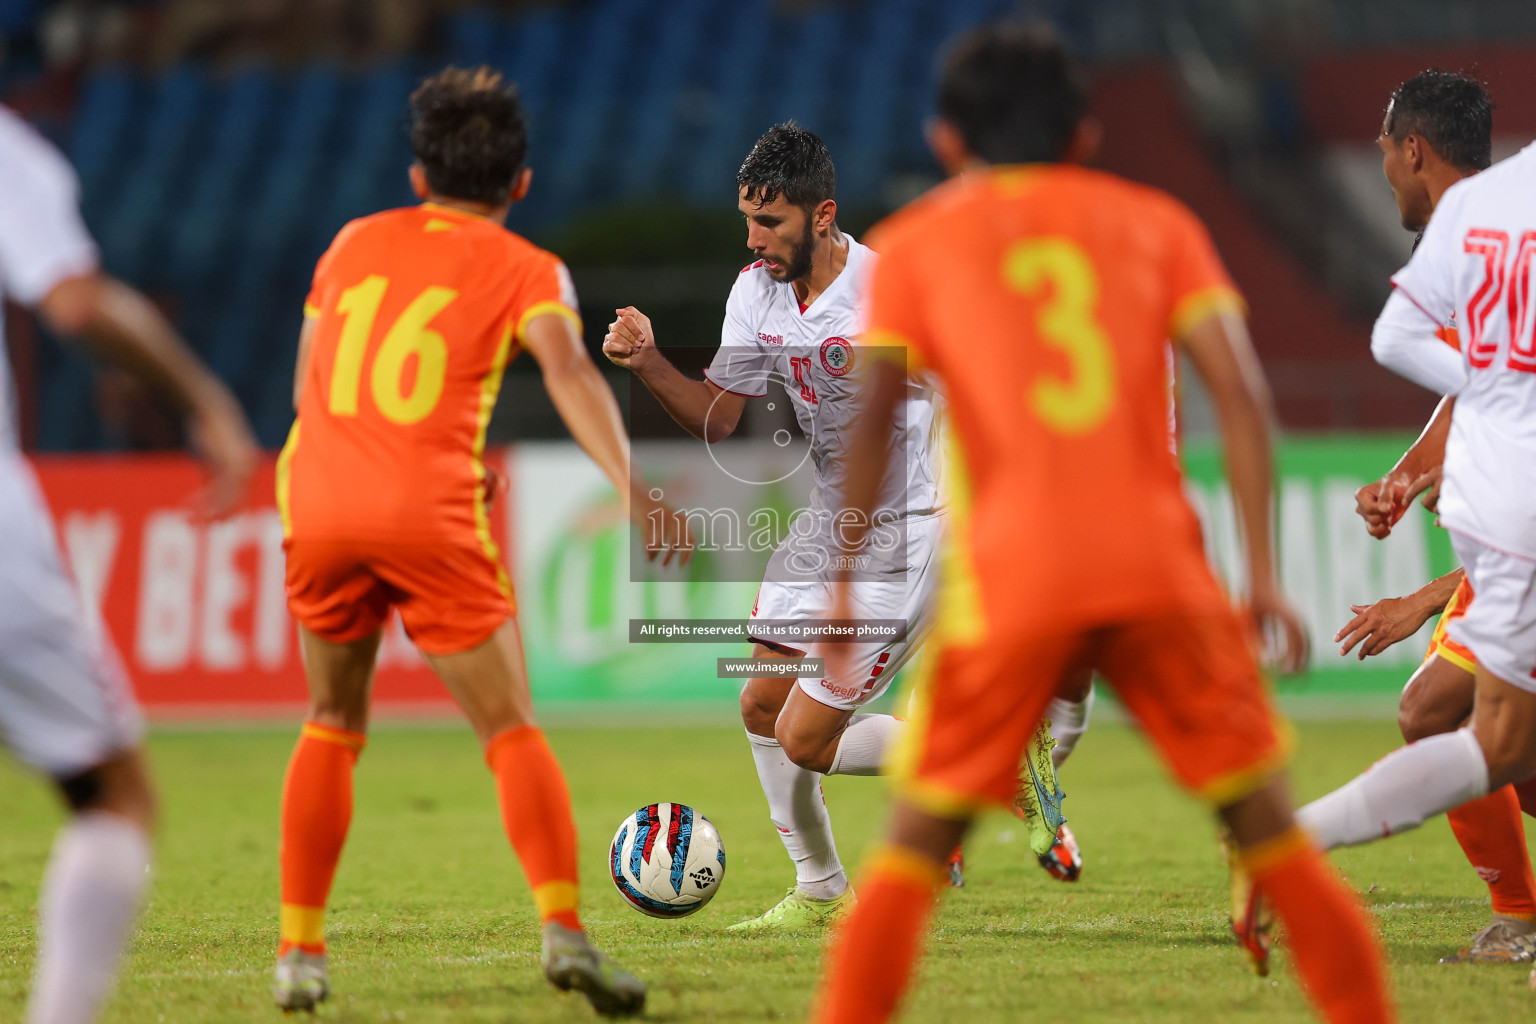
xmin=819 ymin=679 xmax=861 ymax=700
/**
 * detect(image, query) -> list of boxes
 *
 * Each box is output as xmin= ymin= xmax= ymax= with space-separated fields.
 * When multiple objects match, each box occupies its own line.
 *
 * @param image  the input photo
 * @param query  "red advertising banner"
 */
xmin=29 ymin=452 xmax=511 ymax=715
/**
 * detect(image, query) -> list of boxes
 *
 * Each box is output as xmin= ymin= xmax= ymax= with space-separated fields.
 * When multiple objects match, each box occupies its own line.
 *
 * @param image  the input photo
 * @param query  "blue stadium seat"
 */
xmin=97 ymin=64 xmax=207 ymax=285
xmin=836 ymin=0 xmax=924 ymax=204
xmin=70 ymin=67 xmax=137 ymax=218
xmin=164 ymin=69 xmax=275 ymax=292
xmin=616 ymin=0 xmax=711 ymax=198
xmin=446 ymin=6 xmax=507 ymax=68
xmin=209 ymin=66 xmax=342 ymax=392
xmin=537 ymin=0 xmax=647 ymax=218
xmin=500 ymin=7 xmax=562 ymax=126
xmin=685 ymin=1 xmax=773 ymax=203
xmin=316 ymin=64 xmax=414 ymax=233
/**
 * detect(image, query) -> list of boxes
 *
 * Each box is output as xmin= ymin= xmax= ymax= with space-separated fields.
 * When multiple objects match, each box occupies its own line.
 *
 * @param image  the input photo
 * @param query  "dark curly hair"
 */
xmin=409 ymin=66 xmax=528 ymax=204
xmin=937 ymin=22 xmax=1086 ymax=165
xmin=736 ymin=122 xmax=837 ymax=211
xmin=1385 ymin=70 xmax=1493 ymax=172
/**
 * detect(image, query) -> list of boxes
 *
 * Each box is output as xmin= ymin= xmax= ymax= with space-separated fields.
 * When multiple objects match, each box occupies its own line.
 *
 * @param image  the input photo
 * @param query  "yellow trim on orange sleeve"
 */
xmin=515 ymin=300 xmax=582 ymax=344
xmin=865 ymin=843 xmax=950 ymax=889
xmin=532 ymin=880 xmax=580 ymax=919
xmin=275 ymin=422 xmax=299 ymax=539
xmin=863 ymin=328 xmax=924 ymax=370
xmin=472 ymin=324 xmax=516 ymax=604
xmin=1169 ymin=285 xmax=1247 ymax=341
xmin=300 ymin=721 xmax=367 ymax=754
xmin=280 ymin=904 xmax=327 ymax=947
xmin=303 ymin=302 xmax=321 ymax=319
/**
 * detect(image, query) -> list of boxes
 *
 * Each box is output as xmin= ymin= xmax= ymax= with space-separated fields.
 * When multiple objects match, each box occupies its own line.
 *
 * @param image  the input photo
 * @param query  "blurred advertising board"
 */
xmin=29 ymin=435 xmax=1447 ymax=716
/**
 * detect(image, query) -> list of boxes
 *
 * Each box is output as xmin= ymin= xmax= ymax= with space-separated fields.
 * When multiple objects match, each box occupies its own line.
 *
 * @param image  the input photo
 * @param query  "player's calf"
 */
xmin=1470 ymin=671 xmax=1536 ymax=790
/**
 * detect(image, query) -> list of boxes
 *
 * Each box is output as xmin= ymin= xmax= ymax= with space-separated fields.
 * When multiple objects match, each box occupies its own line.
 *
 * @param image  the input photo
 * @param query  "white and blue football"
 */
xmin=608 ymin=803 xmax=725 ymax=918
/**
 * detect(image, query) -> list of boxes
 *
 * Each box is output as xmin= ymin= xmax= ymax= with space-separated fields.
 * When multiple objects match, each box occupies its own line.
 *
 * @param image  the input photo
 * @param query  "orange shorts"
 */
xmin=1423 ymin=575 xmax=1476 ymax=673
xmin=892 ymin=610 xmax=1290 ymax=815
xmin=284 ymin=536 xmax=514 ymax=655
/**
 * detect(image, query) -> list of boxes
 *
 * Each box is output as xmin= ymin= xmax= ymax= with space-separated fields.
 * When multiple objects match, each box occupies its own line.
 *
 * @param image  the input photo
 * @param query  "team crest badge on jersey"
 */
xmin=820 ymin=337 xmax=854 ymax=376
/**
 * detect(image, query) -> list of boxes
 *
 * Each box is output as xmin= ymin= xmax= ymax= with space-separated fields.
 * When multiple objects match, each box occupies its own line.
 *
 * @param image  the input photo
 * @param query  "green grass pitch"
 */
xmin=0 ymin=718 xmax=1531 ymax=1022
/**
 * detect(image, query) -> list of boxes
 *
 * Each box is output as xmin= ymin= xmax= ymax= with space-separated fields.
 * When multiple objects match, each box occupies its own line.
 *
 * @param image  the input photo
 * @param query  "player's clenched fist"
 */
xmin=603 ymin=305 xmax=658 ymax=372
xmin=1354 ymin=469 xmax=1413 ymax=539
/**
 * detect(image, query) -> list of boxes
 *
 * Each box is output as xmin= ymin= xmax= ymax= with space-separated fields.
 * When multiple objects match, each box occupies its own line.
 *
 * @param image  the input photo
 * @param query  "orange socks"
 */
xmin=1241 ymin=828 xmax=1393 ymax=1024
xmin=1447 ymin=785 xmax=1536 ymax=918
xmin=485 ymin=726 xmax=583 ymax=932
xmin=279 ymin=721 xmax=365 ymax=955
xmin=810 ymin=845 xmax=947 ymax=1024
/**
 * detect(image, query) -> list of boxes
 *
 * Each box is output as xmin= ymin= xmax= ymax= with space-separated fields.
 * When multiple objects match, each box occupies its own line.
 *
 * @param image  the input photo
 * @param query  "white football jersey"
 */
xmin=1385 ymin=141 xmax=1536 ymax=560
xmin=704 ymin=237 xmax=942 ymax=520
xmin=0 ymin=106 xmax=100 ymax=451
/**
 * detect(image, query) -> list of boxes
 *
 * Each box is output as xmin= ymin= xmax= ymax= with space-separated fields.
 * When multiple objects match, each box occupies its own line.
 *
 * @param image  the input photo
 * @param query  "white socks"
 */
xmin=27 ymin=812 xmax=152 ymax=1024
xmin=1297 ymin=727 xmax=1490 ymax=851
xmin=746 ymin=731 xmax=847 ymax=899
xmin=827 ymin=714 xmax=902 ymax=777
xmin=1046 ymin=689 xmax=1094 ymax=769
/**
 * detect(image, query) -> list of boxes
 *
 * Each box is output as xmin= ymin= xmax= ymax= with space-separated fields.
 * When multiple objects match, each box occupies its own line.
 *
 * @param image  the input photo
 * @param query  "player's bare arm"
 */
xmin=40 ymin=271 xmax=257 ymax=517
xmin=1179 ymin=310 xmax=1308 ymax=672
xmin=1335 ymin=567 xmax=1464 ymax=660
xmin=1354 ymin=394 xmax=1453 ymax=537
xmin=602 ymin=305 xmax=747 ymax=443
xmin=523 ymin=310 xmax=693 ymax=565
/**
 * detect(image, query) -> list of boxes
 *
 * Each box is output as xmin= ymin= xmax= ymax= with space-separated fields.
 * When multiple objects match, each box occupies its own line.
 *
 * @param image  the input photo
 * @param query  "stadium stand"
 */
xmin=6 ymin=0 xmax=1536 ymax=447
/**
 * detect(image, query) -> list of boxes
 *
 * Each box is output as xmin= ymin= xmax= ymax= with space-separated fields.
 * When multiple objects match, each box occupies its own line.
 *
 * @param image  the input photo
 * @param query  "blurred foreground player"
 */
xmin=1309 ymin=72 xmax=1536 ymax=963
xmin=0 ymin=107 xmax=257 ymax=1023
xmin=811 ymin=25 xmax=1393 ymax=1024
xmin=274 ymin=68 xmax=687 ymax=1016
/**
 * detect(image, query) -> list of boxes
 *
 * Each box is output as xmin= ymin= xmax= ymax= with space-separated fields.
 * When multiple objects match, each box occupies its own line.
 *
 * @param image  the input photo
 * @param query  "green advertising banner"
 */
xmin=513 ymin=435 xmax=1445 ymax=714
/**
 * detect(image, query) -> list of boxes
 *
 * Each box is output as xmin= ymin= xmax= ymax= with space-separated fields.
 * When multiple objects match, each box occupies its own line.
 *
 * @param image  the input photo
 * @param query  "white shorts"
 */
xmin=748 ymin=512 xmax=942 ymax=711
xmin=0 ymin=457 xmax=142 ymax=778
xmin=1447 ymin=531 xmax=1536 ymax=692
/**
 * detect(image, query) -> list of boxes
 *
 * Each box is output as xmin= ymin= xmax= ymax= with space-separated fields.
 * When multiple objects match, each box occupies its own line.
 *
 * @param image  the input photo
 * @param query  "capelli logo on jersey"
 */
xmin=757 ymin=332 xmax=784 ymax=346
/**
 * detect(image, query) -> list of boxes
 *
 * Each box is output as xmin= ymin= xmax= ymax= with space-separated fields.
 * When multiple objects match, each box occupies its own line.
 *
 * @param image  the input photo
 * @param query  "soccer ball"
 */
xmin=608 ymin=802 xmax=725 ymax=918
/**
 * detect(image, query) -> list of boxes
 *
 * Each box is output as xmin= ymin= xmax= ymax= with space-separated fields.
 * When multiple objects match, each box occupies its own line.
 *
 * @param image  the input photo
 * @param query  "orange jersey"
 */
xmin=865 ymin=165 xmax=1244 ymax=629
xmin=279 ymin=203 xmax=579 ymax=543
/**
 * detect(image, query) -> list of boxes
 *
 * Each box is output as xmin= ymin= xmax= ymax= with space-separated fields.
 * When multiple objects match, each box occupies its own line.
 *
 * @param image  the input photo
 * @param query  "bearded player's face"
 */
xmin=739 ymin=189 xmax=816 ymax=283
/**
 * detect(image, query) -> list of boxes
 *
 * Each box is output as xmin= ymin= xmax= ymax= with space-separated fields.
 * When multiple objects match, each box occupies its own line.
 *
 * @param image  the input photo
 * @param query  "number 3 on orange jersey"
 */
xmin=328 ymin=275 xmax=457 ymax=424
xmin=1002 ymin=238 xmax=1116 ymax=435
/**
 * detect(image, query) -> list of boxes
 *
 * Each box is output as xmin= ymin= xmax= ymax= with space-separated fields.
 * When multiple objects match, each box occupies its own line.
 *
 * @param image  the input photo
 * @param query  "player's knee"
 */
xmin=776 ymin=722 xmax=834 ymax=774
xmin=739 ymin=681 xmax=784 ymax=738
xmin=56 ymin=760 xmax=157 ymax=831
xmin=308 ymin=696 xmax=369 ymax=734
xmin=57 ymin=765 xmax=105 ymax=811
xmin=1398 ymin=694 xmax=1456 ymax=743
